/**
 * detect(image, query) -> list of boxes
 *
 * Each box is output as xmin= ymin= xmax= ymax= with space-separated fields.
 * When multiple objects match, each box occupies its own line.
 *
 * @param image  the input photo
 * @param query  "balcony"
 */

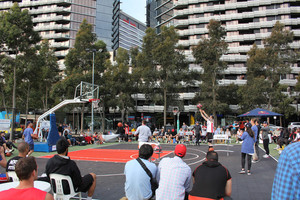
xmin=218 ymin=79 xmax=247 ymax=86
xmin=30 ymin=7 xmax=71 ymax=15
xmin=32 ymin=15 xmax=71 ymax=23
xmin=279 ymin=79 xmax=297 ymax=86
xmin=34 ymin=24 xmax=70 ymax=31
xmin=42 ymin=33 xmax=70 ymax=39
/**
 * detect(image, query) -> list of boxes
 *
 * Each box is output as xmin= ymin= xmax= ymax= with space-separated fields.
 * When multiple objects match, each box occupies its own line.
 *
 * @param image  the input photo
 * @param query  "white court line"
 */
xmin=185 ymin=148 xmax=207 ymax=166
xmin=183 ymin=153 xmax=199 ymax=161
xmin=214 ymin=150 xmax=234 ymax=153
xmin=96 ymin=173 xmax=124 ymax=177
xmin=258 ymin=145 xmax=278 ymax=162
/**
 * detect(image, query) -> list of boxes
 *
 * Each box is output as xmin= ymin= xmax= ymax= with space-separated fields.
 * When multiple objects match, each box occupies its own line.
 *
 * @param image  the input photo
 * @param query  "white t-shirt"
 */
xmin=207 ymin=120 xmax=214 ymax=133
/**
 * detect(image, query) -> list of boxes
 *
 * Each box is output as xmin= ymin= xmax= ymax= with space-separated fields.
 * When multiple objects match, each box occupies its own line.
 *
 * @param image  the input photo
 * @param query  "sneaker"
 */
xmin=239 ymin=170 xmax=246 ymax=174
xmin=247 ymin=172 xmax=251 ymax=176
xmin=263 ymin=154 xmax=270 ymax=158
xmin=278 ymin=150 xmax=282 ymax=154
xmin=252 ymin=160 xmax=259 ymax=163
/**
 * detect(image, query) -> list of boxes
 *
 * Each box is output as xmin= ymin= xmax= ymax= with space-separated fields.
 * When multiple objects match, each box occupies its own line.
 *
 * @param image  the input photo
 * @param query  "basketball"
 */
xmin=118 ymin=122 xmax=123 ymax=127
xmin=197 ymin=103 xmax=203 ymax=109
xmin=5 ymin=152 xmax=12 ymax=157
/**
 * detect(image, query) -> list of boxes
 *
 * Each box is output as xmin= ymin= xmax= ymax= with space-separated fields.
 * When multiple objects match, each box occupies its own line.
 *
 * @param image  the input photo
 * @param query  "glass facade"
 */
xmin=112 ymin=1 xmax=146 ymax=54
xmin=95 ymin=0 xmax=114 ymax=51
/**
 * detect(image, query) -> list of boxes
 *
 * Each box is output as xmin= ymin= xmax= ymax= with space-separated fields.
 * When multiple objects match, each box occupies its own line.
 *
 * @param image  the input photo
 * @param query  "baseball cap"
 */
xmin=174 ymin=144 xmax=187 ymax=157
xmin=263 ymin=121 xmax=268 ymax=124
xmin=245 ymin=123 xmax=252 ymax=128
xmin=27 ymin=121 xmax=32 ymax=126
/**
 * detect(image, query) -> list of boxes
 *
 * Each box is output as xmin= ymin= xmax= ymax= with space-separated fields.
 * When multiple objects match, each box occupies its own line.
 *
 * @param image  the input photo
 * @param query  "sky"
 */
xmin=121 ymin=0 xmax=147 ymax=24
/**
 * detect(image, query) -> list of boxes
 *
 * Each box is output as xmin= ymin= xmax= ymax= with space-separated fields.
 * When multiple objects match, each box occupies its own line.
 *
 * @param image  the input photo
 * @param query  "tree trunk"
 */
xmin=212 ymin=74 xmax=217 ymax=126
xmin=81 ymin=103 xmax=85 ymax=133
xmin=0 ymin=85 xmax=8 ymax=114
xmin=25 ymin=84 xmax=30 ymax=127
xmin=164 ymin=88 xmax=167 ymax=127
xmin=11 ymin=64 xmax=17 ymax=141
xmin=121 ymin=102 xmax=125 ymax=123
xmin=267 ymin=81 xmax=273 ymax=110
xmin=72 ymin=105 xmax=75 ymax=130
xmin=45 ymin=85 xmax=48 ymax=111
xmin=100 ymin=102 xmax=106 ymax=133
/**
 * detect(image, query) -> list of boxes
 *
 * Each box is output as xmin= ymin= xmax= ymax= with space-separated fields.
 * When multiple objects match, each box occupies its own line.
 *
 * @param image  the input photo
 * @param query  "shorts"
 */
xmin=29 ymin=143 xmax=34 ymax=151
xmin=78 ymin=174 xmax=94 ymax=192
xmin=207 ymin=133 xmax=213 ymax=142
xmin=177 ymin=136 xmax=183 ymax=140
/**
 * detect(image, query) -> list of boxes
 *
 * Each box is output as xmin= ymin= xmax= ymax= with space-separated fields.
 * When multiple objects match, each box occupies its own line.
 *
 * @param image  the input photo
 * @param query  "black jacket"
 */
xmin=45 ymin=154 xmax=82 ymax=192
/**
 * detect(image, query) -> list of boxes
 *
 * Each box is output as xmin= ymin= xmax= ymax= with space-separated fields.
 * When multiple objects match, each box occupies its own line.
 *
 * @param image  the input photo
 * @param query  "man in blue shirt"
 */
xmin=271 ymin=142 xmax=300 ymax=200
xmin=22 ymin=122 xmax=37 ymax=156
xmin=124 ymin=144 xmax=157 ymax=200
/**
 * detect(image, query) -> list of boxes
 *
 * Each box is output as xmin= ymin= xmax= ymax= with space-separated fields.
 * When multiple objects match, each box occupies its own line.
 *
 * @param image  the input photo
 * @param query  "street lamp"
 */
xmin=86 ymin=48 xmax=103 ymax=134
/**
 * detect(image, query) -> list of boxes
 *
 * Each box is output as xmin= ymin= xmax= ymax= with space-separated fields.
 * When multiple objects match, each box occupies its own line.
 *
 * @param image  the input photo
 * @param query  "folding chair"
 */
xmin=7 ymin=171 xmax=19 ymax=182
xmin=49 ymin=173 xmax=82 ymax=200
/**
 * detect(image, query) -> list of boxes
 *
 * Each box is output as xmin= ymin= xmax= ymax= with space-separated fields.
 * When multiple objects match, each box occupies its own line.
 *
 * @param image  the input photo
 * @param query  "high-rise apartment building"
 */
xmin=146 ymin=0 xmax=156 ymax=27
xmin=149 ymin=0 xmax=300 ymax=89
xmin=0 ymin=0 xmax=97 ymax=70
xmin=112 ymin=0 xmax=146 ymax=54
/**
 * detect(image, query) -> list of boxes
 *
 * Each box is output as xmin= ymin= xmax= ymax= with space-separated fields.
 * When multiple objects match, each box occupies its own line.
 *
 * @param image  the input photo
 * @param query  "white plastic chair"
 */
xmin=49 ymin=173 xmax=82 ymax=200
xmin=7 ymin=171 xmax=19 ymax=182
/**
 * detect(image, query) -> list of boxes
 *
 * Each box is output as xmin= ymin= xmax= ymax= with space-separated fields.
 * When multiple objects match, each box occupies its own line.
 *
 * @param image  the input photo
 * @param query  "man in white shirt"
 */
xmin=156 ymin=144 xmax=192 ymax=200
xmin=200 ymin=109 xmax=214 ymax=146
xmin=135 ymin=121 xmax=153 ymax=147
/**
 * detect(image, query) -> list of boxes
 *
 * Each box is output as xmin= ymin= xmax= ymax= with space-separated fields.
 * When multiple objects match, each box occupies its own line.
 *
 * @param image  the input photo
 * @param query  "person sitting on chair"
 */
xmin=45 ymin=138 xmax=96 ymax=200
xmin=0 ymin=156 xmax=54 ymax=200
xmin=6 ymin=142 xmax=29 ymax=180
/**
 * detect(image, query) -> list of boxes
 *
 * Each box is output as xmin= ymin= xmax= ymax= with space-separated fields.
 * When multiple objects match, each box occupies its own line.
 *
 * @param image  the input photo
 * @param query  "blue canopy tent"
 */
xmin=238 ymin=108 xmax=282 ymax=117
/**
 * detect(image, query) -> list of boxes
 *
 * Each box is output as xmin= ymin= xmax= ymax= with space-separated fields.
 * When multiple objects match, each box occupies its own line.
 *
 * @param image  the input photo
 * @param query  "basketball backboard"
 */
xmin=74 ymin=81 xmax=99 ymax=101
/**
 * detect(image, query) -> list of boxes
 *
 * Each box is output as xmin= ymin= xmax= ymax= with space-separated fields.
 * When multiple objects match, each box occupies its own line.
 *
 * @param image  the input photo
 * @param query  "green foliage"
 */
xmin=56 ymin=19 xmax=110 ymax=101
xmin=103 ymin=48 xmax=134 ymax=121
xmin=0 ymin=3 xmax=42 ymax=115
xmin=192 ymin=19 xmax=228 ymax=122
xmin=136 ymin=26 xmax=189 ymax=126
xmin=295 ymin=73 xmax=300 ymax=92
xmin=0 ymin=3 xmax=40 ymax=53
xmin=241 ymin=21 xmax=297 ymax=112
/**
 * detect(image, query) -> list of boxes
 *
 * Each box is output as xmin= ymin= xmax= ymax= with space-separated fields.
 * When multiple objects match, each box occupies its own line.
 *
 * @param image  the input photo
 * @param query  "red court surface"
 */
xmin=40 ymin=149 xmax=173 ymax=163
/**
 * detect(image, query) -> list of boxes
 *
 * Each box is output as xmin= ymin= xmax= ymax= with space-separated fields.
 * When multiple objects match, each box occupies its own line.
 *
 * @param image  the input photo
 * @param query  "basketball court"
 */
xmin=31 ymin=143 xmax=278 ymax=200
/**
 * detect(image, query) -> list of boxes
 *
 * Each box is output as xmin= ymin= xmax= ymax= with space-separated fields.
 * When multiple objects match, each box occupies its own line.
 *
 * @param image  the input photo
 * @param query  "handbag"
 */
xmin=136 ymin=158 xmax=158 ymax=198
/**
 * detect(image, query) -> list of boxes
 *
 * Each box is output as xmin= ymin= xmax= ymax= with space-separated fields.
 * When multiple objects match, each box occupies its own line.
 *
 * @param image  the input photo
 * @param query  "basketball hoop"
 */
xmin=89 ymin=99 xmax=100 ymax=108
xmin=173 ymin=109 xmax=178 ymax=116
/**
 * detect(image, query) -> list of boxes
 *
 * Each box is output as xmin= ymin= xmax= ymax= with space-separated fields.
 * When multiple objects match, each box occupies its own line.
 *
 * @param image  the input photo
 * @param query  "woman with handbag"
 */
xmin=238 ymin=123 xmax=255 ymax=176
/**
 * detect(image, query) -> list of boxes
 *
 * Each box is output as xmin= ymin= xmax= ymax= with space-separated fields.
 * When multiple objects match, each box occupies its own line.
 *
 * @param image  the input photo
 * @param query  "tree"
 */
xmin=0 ymin=3 xmax=40 ymax=139
xmin=53 ymin=19 xmax=109 ymax=131
xmin=104 ymin=48 xmax=134 ymax=122
xmin=137 ymin=26 xmax=189 ymax=127
xmin=240 ymin=21 xmax=297 ymax=113
xmin=192 ymin=19 xmax=228 ymax=125
xmin=38 ymin=40 xmax=60 ymax=111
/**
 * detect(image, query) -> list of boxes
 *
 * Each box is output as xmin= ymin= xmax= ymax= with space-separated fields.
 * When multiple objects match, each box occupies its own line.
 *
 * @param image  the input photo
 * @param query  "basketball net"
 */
xmin=89 ymin=99 xmax=100 ymax=108
xmin=173 ymin=109 xmax=178 ymax=116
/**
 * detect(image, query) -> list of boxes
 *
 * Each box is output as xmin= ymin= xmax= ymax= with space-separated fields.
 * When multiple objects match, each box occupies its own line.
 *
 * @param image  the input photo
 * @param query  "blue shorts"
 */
xmin=29 ymin=143 xmax=34 ymax=151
